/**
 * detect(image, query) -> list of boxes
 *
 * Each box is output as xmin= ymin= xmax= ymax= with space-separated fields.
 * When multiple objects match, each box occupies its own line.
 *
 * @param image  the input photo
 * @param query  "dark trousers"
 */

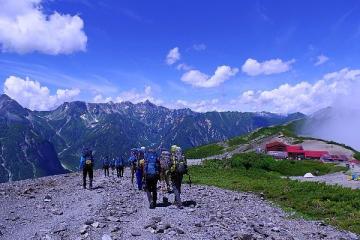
xmin=83 ymin=165 xmax=93 ymax=189
xmin=136 ymin=169 xmax=143 ymax=190
xmin=116 ymin=166 xmax=124 ymax=177
xmin=103 ymin=166 xmax=109 ymax=177
xmin=145 ymin=175 xmax=158 ymax=205
xmin=171 ymin=173 xmax=183 ymax=204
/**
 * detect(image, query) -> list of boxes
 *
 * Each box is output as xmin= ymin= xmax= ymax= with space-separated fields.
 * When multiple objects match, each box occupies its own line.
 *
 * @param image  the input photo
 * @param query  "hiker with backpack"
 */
xmin=79 ymin=147 xmax=94 ymax=190
xmin=103 ymin=156 xmax=110 ymax=177
xmin=144 ymin=148 xmax=160 ymax=209
xmin=159 ymin=149 xmax=172 ymax=193
xmin=170 ymin=145 xmax=188 ymax=208
xmin=135 ymin=147 xmax=146 ymax=190
xmin=129 ymin=149 xmax=138 ymax=185
xmin=115 ymin=156 xmax=125 ymax=178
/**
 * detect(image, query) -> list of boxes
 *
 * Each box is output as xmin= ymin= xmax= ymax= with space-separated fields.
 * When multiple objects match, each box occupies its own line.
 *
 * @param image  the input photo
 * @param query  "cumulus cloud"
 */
xmin=0 ymin=0 xmax=87 ymax=54
xmin=181 ymin=65 xmax=238 ymax=88
xmin=174 ymin=99 xmax=222 ymax=112
xmin=314 ymin=54 xmax=329 ymax=66
xmin=166 ymin=47 xmax=180 ymax=65
xmin=3 ymin=76 xmax=80 ymax=110
xmin=115 ymin=86 xmax=162 ymax=105
xmin=241 ymin=58 xmax=295 ymax=76
xmin=176 ymin=63 xmax=192 ymax=71
xmin=235 ymin=68 xmax=360 ymax=114
xmin=193 ymin=43 xmax=206 ymax=51
xmin=93 ymin=94 xmax=112 ymax=103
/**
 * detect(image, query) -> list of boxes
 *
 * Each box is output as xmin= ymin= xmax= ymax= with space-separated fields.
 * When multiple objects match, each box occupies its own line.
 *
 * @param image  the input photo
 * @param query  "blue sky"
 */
xmin=1 ymin=0 xmax=360 ymax=113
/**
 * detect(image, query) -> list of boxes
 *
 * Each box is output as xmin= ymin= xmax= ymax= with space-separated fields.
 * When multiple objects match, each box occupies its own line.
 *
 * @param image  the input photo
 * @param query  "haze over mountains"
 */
xmin=0 ymin=94 xmax=304 ymax=183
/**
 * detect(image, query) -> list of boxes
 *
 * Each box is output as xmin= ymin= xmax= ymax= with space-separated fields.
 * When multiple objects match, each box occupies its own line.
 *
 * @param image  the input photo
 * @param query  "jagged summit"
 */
xmin=0 ymin=94 xmax=306 ymax=183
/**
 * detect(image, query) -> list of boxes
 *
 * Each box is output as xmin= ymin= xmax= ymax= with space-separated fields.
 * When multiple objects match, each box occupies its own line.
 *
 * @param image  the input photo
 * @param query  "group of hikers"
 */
xmin=101 ymin=156 xmax=125 ymax=178
xmin=79 ymin=145 xmax=188 ymax=209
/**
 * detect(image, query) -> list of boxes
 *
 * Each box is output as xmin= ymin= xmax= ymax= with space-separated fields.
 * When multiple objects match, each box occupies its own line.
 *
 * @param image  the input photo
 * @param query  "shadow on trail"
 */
xmin=182 ymin=200 xmax=197 ymax=207
xmin=156 ymin=199 xmax=197 ymax=208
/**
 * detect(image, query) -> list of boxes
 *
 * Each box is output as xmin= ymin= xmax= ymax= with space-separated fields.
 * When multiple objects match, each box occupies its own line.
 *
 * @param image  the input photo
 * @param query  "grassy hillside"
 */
xmin=185 ymin=144 xmax=224 ymax=159
xmin=186 ymin=120 xmax=360 ymax=159
xmin=190 ymin=153 xmax=358 ymax=234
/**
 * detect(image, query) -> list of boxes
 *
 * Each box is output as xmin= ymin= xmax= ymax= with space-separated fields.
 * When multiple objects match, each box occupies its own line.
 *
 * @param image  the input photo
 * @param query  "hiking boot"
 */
xmin=174 ymin=202 xmax=183 ymax=209
xmin=149 ymin=202 xmax=156 ymax=209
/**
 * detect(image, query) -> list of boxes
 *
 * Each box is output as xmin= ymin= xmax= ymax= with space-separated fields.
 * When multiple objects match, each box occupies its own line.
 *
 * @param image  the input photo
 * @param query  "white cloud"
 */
xmin=93 ymin=94 xmax=112 ymax=103
xmin=115 ymin=86 xmax=162 ymax=105
xmin=174 ymin=99 xmax=222 ymax=112
xmin=235 ymin=68 xmax=360 ymax=114
xmin=166 ymin=47 xmax=180 ymax=65
xmin=0 ymin=0 xmax=87 ymax=54
xmin=193 ymin=43 xmax=206 ymax=51
xmin=314 ymin=54 xmax=329 ymax=66
xmin=241 ymin=58 xmax=295 ymax=76
xmin=3 ymin=76 xmax=80 ymax=110
xmin=176 ymin=63 xmax=192 ymax=71
xmin=181 ymin=65 xmax=238 ymax=88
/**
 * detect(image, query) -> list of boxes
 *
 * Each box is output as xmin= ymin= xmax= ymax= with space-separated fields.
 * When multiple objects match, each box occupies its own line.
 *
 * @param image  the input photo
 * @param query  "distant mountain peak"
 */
xmin=0 ymin=93 xmax=11 ymax=101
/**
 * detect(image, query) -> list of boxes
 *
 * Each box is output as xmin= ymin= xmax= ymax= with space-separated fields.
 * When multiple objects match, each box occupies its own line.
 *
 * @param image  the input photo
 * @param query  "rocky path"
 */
xmin=290 ymin=172 xmax=360 ymax=190
xmin=0 ymin=170 xmax=358 ymax=240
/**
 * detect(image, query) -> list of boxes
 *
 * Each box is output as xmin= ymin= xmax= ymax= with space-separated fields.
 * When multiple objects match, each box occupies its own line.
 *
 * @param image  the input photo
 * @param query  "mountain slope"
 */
xmin=0 ymin=95 xmax=67 ymax=183
xmin=185 ymin=119 xmax=359 ymax=160
xmin=0 ymin=94 xmax=305 ymax=181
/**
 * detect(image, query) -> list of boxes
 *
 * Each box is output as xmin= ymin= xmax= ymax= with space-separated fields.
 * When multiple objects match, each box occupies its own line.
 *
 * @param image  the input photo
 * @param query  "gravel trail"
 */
xmin=0 ymin=169 xmax=358 ymax=240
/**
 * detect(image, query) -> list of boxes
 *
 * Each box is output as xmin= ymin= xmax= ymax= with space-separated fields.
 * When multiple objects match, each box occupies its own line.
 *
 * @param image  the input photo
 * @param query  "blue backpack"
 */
xmin=145 ymin=151 xmax=158 ymax=176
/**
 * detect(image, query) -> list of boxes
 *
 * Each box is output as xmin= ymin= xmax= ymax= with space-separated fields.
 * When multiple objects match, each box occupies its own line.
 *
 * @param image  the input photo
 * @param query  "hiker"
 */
xmin=135 ymin=147 xmax=146 ymax=190
xmin=129 ymin=149 xmax=138 ymax=185
xmin=115 ymin=156 xmax=125 ymax=178
xmin=79 ymin=147 xmax=94 ymax=189
xmin=159 ymin=149 xmax=172 ymax=193
xmin=170 ymin=145 xmax=188 ymax=208
xmin=103 ymin=156 xmax=110 ymax=177
xmin=144 ymin=148 xmax=160 ymax=209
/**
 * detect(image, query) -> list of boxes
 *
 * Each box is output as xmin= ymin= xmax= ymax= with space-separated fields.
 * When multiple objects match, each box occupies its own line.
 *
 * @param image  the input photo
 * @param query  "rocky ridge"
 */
xmin=0 ymin=170 xmax=357 ymax=240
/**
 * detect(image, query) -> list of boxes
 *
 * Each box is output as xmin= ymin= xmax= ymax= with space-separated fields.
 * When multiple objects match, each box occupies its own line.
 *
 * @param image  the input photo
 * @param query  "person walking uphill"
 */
xmin=144 ymin=149 xmax=160 ymax=209
xmin=79 ymin=147 xmax=94 ymax=190
xmin=135 ymin=147 xmax=146 ymax=190
xmin=103 ymin=156 xmax=110 ymax=177
xmin=115 ymin=156 xmax=124 ymax=178
xmin=170 ymin=145 xmax=188 ymax=208
xmin=129 ymin=149 xmax=137 ymax=185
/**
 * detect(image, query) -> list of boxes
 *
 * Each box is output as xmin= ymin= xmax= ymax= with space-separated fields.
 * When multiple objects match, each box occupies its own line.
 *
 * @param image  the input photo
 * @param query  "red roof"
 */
xmin=286 ymin=145 xmax=304 ymax=153
xmin=304 ymin=151 xmax=328 ymax=158
xmin=349 ymin=159 xmax=360 ymax=164
xmin=266 ymin=141 xmax=287 ymax=148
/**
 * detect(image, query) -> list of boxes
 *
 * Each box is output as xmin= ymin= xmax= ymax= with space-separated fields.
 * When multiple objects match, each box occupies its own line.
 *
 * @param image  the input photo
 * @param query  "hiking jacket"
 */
xmin=79 ymin=156 xmax=85 ymax=170
xmin=115 ymin=157 xmax=124 ymax=167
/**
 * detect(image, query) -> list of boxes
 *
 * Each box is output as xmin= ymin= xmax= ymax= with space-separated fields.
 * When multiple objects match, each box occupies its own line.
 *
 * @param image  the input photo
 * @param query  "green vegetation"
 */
xmin=185 ymin=144 xmax=224 ymax=159
xmin=187 ymin=119 xmax=359 ymax=161
xmin=227 ymin=153 xmax=346 ymax=176
xmin=190 ymin=153 xmax=360 ymax=234
xmin=226 ymin=121 xmax=302 ymax=147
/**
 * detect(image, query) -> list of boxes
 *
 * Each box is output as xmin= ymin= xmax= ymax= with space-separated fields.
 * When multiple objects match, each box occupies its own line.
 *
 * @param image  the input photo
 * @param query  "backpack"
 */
xmin=145 ymin=151 xmax=158 ymax=176
xmin=103 ymin=157 xmax=110 ymax=167
xmin=83 ymin=149 xmax=93 ymax=165
xmin=172 ymin=147 xmax=187 ymax=174
xmin=160 ymin=151 xmax=171 ymax=171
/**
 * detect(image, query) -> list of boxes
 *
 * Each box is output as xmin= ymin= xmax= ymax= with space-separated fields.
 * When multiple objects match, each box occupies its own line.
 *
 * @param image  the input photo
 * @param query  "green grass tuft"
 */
xmin=190 ymin=153 xmax=359 ymax=234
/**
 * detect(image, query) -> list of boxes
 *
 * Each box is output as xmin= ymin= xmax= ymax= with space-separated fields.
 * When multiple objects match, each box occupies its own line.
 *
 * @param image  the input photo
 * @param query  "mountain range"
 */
xmin=0 ymin=94 xmax=305 ymax=183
